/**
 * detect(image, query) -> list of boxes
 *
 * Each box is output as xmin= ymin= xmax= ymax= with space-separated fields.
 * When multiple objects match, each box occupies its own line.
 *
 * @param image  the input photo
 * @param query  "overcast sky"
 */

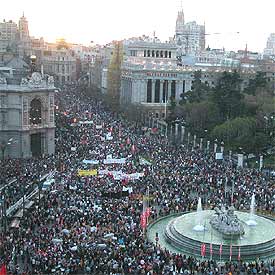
xmin=2 ymin=0 xmax=274 ymax=52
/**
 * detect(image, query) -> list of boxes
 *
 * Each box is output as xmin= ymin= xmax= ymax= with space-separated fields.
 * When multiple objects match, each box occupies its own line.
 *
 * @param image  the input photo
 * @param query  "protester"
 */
xmin=1 ymin=85 xmax=274 ymax=275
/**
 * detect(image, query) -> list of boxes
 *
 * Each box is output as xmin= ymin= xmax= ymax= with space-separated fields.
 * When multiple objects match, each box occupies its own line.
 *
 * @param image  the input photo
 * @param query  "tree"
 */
xmin=210 ymin=116 xmax=270 ymax=154
xmin=183 ymin=70 xmax=210 ymax=103
xmin=107 ymin=41 xmax=123 ymax=111
xmin=243 ymin=72 xmax=268 ymax=96
xmin=183 ymin=101 xmax=220 ymax=136
xmin=210 ymin=71 xmax=244 ymax=121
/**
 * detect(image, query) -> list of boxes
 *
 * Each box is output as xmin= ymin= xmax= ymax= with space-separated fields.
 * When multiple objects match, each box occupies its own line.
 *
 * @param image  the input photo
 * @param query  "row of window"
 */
xmin=144 ymin=50 xmax=172 ymax=58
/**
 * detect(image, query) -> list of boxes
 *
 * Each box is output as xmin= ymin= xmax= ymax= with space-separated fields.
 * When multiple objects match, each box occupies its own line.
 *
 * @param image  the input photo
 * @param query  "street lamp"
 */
xmin=221 ymin=141 xmax=224 ymax=154
xmin=214 ymin=139 xmax=218 ymax=153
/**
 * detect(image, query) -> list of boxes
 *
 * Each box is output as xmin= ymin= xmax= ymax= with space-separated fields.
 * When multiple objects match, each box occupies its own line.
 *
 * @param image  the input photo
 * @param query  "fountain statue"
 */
xmin=246 ymin=194 xmax=257 ymax=226
xmin=193 ymin=197 xmax=205 ymax=231
xmin=210 ymin=206 xmax=245 ymax=239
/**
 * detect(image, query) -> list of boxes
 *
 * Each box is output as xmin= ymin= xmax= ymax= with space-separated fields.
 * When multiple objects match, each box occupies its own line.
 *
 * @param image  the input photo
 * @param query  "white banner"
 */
xmin=103 ymin=158 xmax=126 ymax=164
xmin=215 ymin=153 xmax=223 ymax=160
xmin=96 ymin=125 xmax=103 ymax=129
xmin=79 ymin=121 xmax=93 ymax=125
xmin=83 ymin=159 xmax=99 ymax=165
xmin=71 ymin=147 xmax=77 ymax=151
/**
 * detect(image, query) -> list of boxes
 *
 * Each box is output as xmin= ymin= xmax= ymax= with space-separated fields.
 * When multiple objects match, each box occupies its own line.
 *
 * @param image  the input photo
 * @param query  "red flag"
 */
xmin=238 ymin=247 xmax=241 ymax=261
xmin=210 ymin=243 xmax=213 ymax=256
xmin=229 ymin=244 xmax=232 ymax=261
xmin=140 ymin=213 xmax=147 ymax=229
xmin=0 ymin=264 xmax=7 ymax=275
xmin=145 ymin=207 xmax=151 ymax=218
xmin=201 ymin=243 xmax=206 ymax=257
xmin=219 ymin=243 xmax=223 ymax=256
xmin=131 ymin=144 xmax=136 ymax=154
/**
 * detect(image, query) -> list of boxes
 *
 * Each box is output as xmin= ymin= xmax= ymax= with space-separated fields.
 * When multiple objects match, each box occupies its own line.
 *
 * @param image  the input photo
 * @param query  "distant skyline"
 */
xmin=2 ymin=0 xmax=275 ymax=52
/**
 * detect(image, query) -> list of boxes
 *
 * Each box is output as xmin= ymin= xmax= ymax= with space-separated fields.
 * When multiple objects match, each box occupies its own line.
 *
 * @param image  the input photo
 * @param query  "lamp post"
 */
xmin=237 ymin=147 xmax=244 ymax=168
xmin=214 ymin=139 xmax=218 ymax=153
xmin=221 ymin=141 xmax=224 ymax=154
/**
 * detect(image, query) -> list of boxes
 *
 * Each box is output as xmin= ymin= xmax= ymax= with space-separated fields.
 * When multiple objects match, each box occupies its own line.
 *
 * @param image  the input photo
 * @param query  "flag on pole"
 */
xmin=140 ymin=213 xmax=146 ymax=229
xmin=219 ymin=243 xmax=223 ymax=256
xmin=210 ymin=243 xmax=213 ymax=256
xmin=201 ymin=243 xmax=206 ymax=257
xmin=131 ymin=144 xmax=136 ymax=154
xmin=145 ymin=207 xmax=151 ymax=218
xmin=229 ymin=244 xmax=232 ymax=261
xmin=0 ymin=264 xmax=7 ymax=275
xmin=238 ymin=247 xmax=241 ymax=261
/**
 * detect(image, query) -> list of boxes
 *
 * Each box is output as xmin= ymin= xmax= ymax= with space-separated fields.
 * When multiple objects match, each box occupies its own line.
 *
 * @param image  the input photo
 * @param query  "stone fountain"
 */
xmin=193 ymin=197 xmax=205 ymax=232
xmin=246 ymin=194 xmax=257 ymax=226
xmin=210 ymin=206 xmax=245 ymax=239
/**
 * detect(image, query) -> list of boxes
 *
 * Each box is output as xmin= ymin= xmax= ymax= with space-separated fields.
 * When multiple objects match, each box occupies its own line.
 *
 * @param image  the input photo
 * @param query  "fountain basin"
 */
xmin=147 ymin=211 xmax=275 ymax=261
xmin=193 ymin=224 xmax=205 ymax=232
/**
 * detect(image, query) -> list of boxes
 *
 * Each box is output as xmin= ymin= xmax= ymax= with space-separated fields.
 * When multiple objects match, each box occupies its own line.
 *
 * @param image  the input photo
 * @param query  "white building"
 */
xmin=264 ymin=33 xmax=275 ymax=57
xmin=175 ymin=10 xmax=205 ymax=57
xmin=120 ymin=40 xmax=256 ymax=119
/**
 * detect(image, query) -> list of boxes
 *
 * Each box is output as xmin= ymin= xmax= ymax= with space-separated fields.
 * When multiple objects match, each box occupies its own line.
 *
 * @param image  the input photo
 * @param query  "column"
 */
xmin=229 ymin=150 xmax=232 ymax=161
xmin=259 ymin=155 xmax=263 ymax=170
xmin=168 ymin=80 xmax=172 ymax=101
xmin=175 ymin=80 xmax=182 ymax=102
xmin=181 ymin=126 xmax=185 ymax=143
xmin=187 ymin=132 xmax=190 ymax=146
xmin=142 ymin=80 xmax=147 ymax=102
xmin=207 ymin=141 xmax=210 ymax=151
xmin=160 ymin=80 xmax=164 ymax=103
xmin=214 ymin=141 xmax=218 ymax=153
xmin=175 ymin=123 xmax=179 ymax=138
xmin=193 ymin=134 xmax=196 ymax=148
xmin=132 ymin=80 xmax=137 ymax=103
xmin=199 ymin=138 xmax=203 ymax=150
xmin=237 ymin=154 xmax=244 ymax=168
xmin=152 ymin=80 xmax=155 ymax=103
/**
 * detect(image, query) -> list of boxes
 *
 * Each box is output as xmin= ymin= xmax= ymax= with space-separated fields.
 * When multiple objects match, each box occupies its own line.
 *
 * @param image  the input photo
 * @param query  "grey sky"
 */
xmin=2 ymin=0 xmax=274 ymax=52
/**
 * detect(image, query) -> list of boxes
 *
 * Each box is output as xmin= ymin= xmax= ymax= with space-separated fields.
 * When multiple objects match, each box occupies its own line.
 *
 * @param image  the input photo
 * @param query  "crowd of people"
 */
xmin=0 ymin=85 xmax=275 ymax=275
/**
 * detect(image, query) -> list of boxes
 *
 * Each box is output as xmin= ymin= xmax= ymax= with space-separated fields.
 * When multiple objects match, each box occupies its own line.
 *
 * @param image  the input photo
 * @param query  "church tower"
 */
xmin=175 ymin=10 xmax=185 ymax=35
xmin=18 ymin=13 xmax=29 ymax=40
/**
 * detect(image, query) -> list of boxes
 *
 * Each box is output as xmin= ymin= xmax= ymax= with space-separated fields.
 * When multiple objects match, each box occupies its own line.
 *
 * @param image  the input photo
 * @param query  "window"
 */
xmin=156 ymin=51 xmax=159 ymax=58
xmin=169 ymin=51 xmax=171 ymax=58
xmin=29 ymin=98 xmax=42 ymax=125
xmin=165 ymin=51 xmax=168 ymax=58
xmin=160 ymin=51 xmax=163 ymax=58
xmin=147 ymin=50 xmax=150 ymax=57
xmin=144 ymin=50 xmax=146 ymax=57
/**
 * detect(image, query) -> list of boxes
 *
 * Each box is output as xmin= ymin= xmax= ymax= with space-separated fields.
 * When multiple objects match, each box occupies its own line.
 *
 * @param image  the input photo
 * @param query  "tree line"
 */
xmin=170 ymin=70 xmax=275 ymax=155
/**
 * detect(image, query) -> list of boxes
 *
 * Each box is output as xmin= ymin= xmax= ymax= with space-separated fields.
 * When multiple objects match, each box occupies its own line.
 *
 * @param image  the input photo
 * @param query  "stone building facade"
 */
xmin=0 ymin=72 xmax=55 ymax=158
xmin=120 ymin=41 xmax=256 ymax=119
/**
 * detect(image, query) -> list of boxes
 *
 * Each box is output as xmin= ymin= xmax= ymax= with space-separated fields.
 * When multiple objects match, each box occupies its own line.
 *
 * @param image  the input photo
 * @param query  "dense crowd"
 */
xmin=0 ymin=85 xmax=275 ymax=275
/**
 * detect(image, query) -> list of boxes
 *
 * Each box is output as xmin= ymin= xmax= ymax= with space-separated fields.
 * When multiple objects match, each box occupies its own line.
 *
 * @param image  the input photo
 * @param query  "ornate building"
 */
xmin=120 ymin=41 xmax=256 ymax=119
xmin=175 ymin=9 xmax=205 ymax=58
xmin=0 ymin=72 xmax=56 ymax=158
